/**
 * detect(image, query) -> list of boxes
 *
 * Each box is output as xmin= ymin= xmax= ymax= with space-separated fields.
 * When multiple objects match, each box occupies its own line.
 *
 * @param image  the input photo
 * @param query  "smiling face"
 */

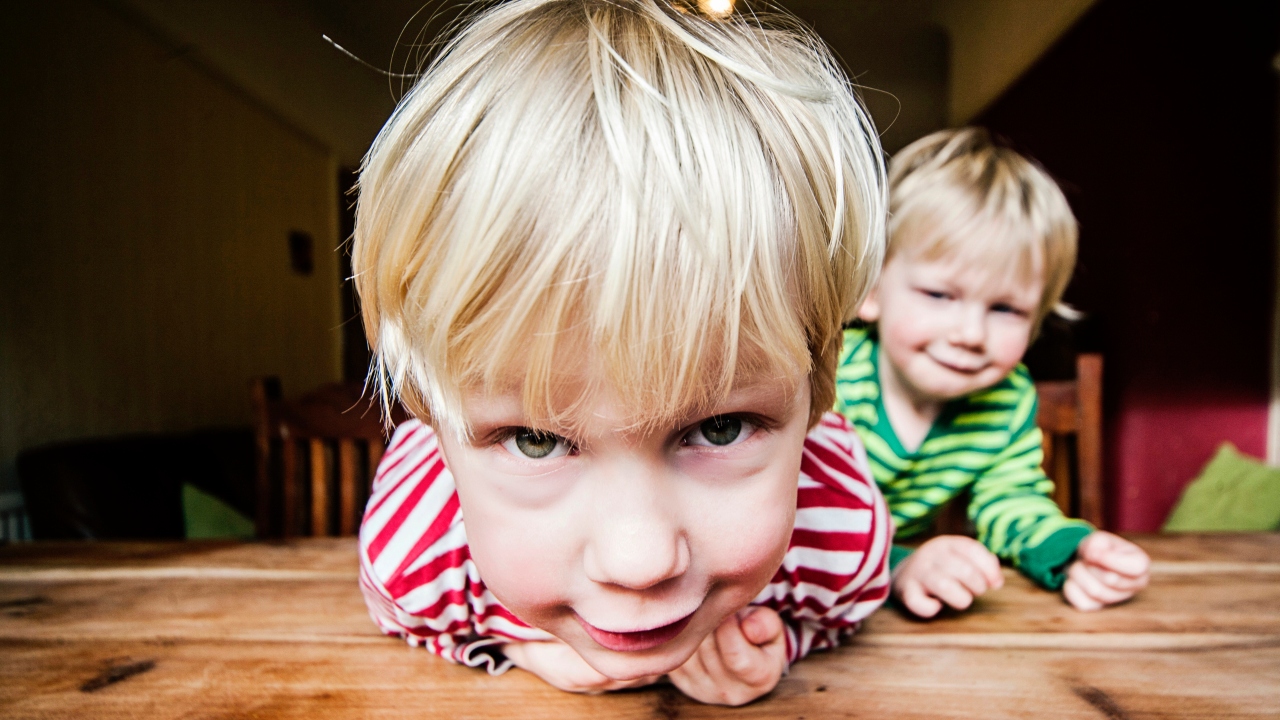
xmin=434 ymin=371 xmax=811 ymax=681
xmin=859 ymin=251 xmax=1044 ymax=405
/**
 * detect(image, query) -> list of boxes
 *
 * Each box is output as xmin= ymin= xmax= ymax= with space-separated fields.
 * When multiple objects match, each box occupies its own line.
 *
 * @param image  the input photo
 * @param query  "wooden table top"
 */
xmin=2 ymin=533 xmax=1278 ymax=719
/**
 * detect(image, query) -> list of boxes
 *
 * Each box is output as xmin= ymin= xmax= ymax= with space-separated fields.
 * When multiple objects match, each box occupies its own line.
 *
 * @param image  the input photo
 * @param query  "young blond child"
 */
xmin=352 ymin=0 xmax=892 ymax=706
xmin=835 ymin=128 xmax=1151 ymax=618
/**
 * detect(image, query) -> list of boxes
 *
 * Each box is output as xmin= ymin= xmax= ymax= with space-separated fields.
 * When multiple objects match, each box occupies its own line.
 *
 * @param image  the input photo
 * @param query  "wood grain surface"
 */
xmin=2 ymin=534 xmax=1278 ymax=719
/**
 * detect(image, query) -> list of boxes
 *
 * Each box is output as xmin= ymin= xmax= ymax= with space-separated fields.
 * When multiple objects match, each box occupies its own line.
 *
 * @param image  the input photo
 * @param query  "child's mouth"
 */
xmin=929 ymin=354 xmax=987 ymax=374
xmin=577 ymin=612 xmax=695 ymax=652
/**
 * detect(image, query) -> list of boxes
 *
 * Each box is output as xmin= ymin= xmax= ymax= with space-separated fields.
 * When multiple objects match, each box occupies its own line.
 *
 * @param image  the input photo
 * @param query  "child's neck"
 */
xmin=877 ymin=352 xmax=945 ymax=454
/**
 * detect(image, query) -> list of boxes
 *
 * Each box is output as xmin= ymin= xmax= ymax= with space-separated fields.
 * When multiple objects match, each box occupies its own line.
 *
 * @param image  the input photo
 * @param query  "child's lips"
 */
xmin=929 ymin=354 xmax=988 ymax=374
xmin=577 ymin=612 xmax=695 ymax=652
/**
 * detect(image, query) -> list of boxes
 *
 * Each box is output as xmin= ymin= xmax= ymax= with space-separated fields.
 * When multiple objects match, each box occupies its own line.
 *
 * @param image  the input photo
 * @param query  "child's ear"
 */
xmin=857 ymin=287 xmax=881 ymax=323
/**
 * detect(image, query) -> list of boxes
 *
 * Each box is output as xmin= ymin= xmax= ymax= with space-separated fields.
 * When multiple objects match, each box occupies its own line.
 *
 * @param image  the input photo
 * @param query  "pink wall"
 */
xmin=1109 ymin=392 xmax=1269 ymax=531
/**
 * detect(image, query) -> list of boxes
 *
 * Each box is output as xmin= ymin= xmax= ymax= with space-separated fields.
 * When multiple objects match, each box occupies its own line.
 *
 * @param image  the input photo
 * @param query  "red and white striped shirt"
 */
xmin=359 ymin=412 xmax=891 ymax=674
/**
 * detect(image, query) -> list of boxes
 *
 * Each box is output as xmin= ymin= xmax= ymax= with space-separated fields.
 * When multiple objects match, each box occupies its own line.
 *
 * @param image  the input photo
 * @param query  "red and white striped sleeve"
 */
xmin=358 ymin=420 xmax=552 ymax=674
xmin=751 ymin=411 xmax=892 ymax=664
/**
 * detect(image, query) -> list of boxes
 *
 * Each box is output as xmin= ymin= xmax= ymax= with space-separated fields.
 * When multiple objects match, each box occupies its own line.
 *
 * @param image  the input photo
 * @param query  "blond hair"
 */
xmin=354 ymin=0 xmax=885 ymax=434
xmin=887 ymin=127 xmax=1077 ymax=329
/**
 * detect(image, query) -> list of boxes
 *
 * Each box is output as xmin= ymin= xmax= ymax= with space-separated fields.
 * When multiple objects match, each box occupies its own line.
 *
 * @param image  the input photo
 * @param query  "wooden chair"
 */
xmin=250 ymin=378 xmax=404 ymax=539
xmin=1033 ymin=353 xmax=1104 ymax=527
xmin=930 ymin=353 xmax=1105 ymax=536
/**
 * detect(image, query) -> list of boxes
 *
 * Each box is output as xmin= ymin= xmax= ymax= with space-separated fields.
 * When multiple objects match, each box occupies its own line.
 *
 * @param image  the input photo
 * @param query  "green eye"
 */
xmin=699 ymin=416 xmax=741 ymax=446
xmin=514 ymin=429 xmax=560 ymax=458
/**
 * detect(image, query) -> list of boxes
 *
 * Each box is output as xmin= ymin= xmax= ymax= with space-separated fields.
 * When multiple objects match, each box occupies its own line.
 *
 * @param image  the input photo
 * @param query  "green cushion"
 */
xmin=182 ymin=483 xmax=255 ymax=539
xmin=1163 ymin=443 xmax=1280 ymax=532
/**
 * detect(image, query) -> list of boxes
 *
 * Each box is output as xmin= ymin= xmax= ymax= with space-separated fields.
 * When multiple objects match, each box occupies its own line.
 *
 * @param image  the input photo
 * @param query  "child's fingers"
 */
xmin=947 ymin=556 xmax=995 ymax=597
xmin=739 ymin=606 xmax=784 ymax=647
xmin=925 ymin=576 xmax=976 ymax=610
xmin=1108 ymin=553 xmax=1151 ymax=579
xmin=1067 ymin=559 xmax=1133 ymax=606
xmin=713 ymin=613 xmax=764 ymax=682
xmin=1080 ymin=560 xmax=1148 ymax=592
xmin=715 ymin=610 xmax=782 ymax=686
xmin=668 ymin=642 xmax=714 ymax=700
xmin=1063 ymin=577 xmax=1103 ymax=612
xmin=899 ymin=579 xmax=943 ymax=618
xmin=672 ymin=624 xmax=733 ymax=700
xmin=668 ymin=612 xmax=785 ymax=706
xmin=676 ymin=640 xmax=709 ymax=680
xmin=506 ymin=640 xmax=623 ymax=693
xmin=695 ymin=627 xmax=730 ymax=683
xmin=1080 ymin=532 xmax=1150 ymax=578
xmin=952 ymin=539 xmax=1004 ymax=588
xmin=1096 ymin=546 xmax=1150 ymax=579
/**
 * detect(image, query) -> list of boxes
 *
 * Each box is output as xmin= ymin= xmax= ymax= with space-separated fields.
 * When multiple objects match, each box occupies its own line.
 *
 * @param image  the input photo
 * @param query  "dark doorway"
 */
xmin=339 ymin=167 xmax=371 ymax=384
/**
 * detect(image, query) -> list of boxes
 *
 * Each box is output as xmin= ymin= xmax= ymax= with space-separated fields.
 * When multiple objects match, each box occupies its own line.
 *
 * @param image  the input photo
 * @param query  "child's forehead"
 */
xmin=894 ymin=243 xmax=1044 ymax=295
xmin=458 ymin=353 xmax=806 ymax=433
xmin=897 ymin=210 xmax=1044 ymax=279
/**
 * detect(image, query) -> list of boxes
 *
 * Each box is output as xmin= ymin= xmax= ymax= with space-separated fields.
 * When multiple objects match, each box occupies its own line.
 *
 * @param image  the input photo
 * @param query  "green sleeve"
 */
xmin=889 ymin=543 xmax=914 ymax=571
xmin=968 ymin=385 xmax=1094 ymax=590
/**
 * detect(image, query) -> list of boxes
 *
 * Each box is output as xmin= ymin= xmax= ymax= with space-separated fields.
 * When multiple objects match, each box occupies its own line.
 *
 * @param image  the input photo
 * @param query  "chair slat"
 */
xmin=251 ymin=377 xmax=407 ymax=539
xmin=281 ymin=434 xmax=298 ymax=538
xmin=1034 ymin=354 xmax=1105 ymax=526
xmin=310 ymin=439 xmax=329 ymax=537
xmin=1075 ymin=354 xmax=1104 ymax=526
xmin=1041 ymin=430 xmax=1055 ymax=481
xmin=339 ymin=439 xmax=359 ymax=536
xmin=1035 ymin=380 xmax=1080 ymax=433
xmin=250 ymin=378 xmax=281 ymax=538
xmin=1050 ymin=435 xmax=1073 ymax=513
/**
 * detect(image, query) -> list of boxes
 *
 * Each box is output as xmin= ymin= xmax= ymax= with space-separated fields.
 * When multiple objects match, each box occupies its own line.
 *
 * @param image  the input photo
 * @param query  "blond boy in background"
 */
xmin=835 ymin=128 xmax=1151 ymax=617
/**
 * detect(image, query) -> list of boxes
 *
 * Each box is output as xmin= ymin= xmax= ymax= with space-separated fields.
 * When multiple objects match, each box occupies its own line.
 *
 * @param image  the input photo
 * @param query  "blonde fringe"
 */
xmin=354 ymin=0 xmax=886 ymax=435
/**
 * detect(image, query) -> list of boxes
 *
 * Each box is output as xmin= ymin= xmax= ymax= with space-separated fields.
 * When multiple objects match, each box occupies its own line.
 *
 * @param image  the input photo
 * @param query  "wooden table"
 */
xmin=1 ymin=534 xmax=1278 ymax=719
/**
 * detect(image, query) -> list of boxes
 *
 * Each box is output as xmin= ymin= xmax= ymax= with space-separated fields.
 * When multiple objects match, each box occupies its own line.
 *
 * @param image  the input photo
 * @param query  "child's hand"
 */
xmin=503 ymin=639 xmax=660 ymax=694
xmin=1063 ymin=531 xmax=1150 ymax=611
xmin=667 ymin=606 xmax=788 ymax=706
xmin=891 ymin=535 xmax=1004 ymax=618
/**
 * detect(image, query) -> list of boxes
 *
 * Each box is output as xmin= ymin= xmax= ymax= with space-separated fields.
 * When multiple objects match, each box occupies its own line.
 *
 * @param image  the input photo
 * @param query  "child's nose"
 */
xmin=949 ymin=303 xmax=987 ymax=348
xmin=582 ymin=470 xmax=690 ymax=591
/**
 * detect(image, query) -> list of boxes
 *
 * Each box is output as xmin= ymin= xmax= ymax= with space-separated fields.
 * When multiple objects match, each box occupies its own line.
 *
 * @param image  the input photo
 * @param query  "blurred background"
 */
xmin=1 ymin=0 xmax=1276 ymax=539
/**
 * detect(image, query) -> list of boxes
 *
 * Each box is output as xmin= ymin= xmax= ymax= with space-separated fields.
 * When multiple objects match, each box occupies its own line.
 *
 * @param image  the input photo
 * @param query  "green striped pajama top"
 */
xmin=833 ymin=327 xmax=1094 ymax=589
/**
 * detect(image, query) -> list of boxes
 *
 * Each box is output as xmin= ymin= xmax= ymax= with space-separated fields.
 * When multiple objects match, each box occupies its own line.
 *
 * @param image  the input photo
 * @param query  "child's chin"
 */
xmin=574 ymin=641 xmax=695 ymax=681
xmin=915 ymin=371 xmax=986 ymax=400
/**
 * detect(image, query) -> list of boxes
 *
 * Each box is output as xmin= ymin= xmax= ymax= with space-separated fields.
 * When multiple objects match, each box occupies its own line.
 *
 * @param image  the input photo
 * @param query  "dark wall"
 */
xmin=980 ymin=0 xmax=1278 ymax=530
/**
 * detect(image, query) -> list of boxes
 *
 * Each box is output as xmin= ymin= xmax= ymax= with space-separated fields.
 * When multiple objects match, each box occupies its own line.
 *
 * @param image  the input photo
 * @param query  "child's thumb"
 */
xmin=1079 ymin=533 xmax=1148 ymax=577
xmin=739 ymin=607 xmax=783 ymax=646
xmin=1100 ymin=545 xmax=1149 ymax=577
xmin=1078 ymin=531 xmax=1114 ymax=563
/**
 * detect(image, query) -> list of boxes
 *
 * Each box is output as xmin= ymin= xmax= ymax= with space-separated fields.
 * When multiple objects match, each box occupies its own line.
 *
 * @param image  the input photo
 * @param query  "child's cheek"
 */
xmin=711 ymin=523 xmax=790 ymax=587
xmin=689 ymin=472 xmax=798 ymax=588
xmin=464 ymin=514 xmax=574 ymax=619
xmin=443 ymin=450 xmax=575 ymax=617
xmin=988 ymin=327 xmax=1033 ymax=373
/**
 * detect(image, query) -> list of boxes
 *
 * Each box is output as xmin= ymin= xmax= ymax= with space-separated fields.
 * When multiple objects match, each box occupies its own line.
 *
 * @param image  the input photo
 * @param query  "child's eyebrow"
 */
xmin=452 ymin=393 xmax=533 ymax=438
xmin=453 ymin=373 xmax=803 ymax=443
xmin=672 ymin=378 xmax=803 ymax=425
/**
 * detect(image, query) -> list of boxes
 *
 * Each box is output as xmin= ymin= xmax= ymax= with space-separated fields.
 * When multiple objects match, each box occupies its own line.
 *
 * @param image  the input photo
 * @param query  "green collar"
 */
xmin=871 ymin=344 xmax=963 ymax=459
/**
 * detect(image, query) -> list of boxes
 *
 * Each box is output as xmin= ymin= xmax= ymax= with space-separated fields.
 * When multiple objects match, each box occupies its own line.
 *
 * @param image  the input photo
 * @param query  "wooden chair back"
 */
xmin=1033 ymin=353 xmax=1104 ymax=527
xmin=250 ymin=378 xmax=403 ymax=539
xmin=929 ymin=353 xmax=1105 ymax=536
